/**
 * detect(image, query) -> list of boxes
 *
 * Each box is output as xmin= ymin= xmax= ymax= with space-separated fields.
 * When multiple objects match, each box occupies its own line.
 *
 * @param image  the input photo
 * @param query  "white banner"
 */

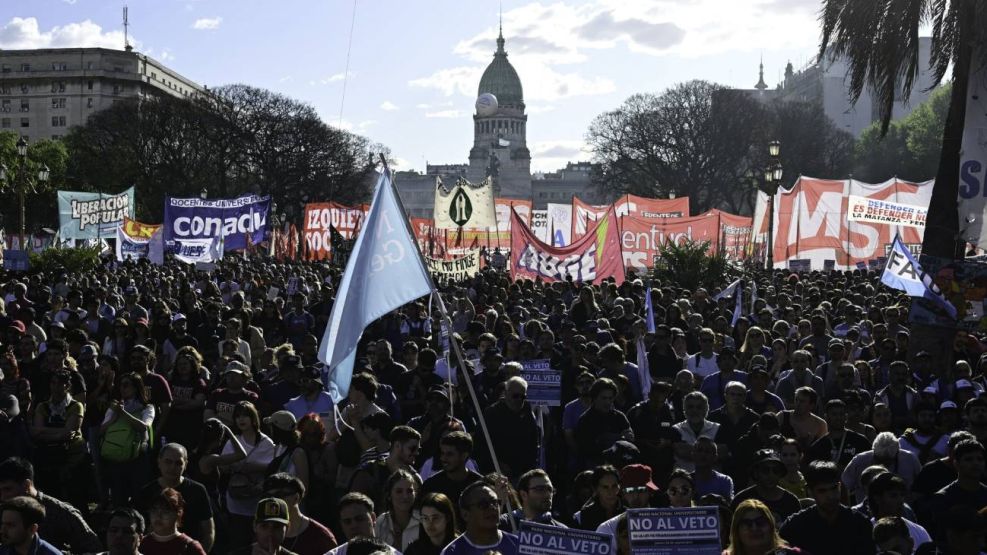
xmin=847 ymin=195 xmax=927 ymax=228
xmin=433 ymin=178 xmax=496 ymax=229
xmin=530 ymin=210 xmax=549 ymax=243
xmin=546 ymin=203 xmax=572 ymax=247
xmin=960 ymin=48 xmax=987 ymax=245
xmin=425 ymin=249 xmax=482 ymax=281
xmin=173 ymin=237 xmax=224 ymax=264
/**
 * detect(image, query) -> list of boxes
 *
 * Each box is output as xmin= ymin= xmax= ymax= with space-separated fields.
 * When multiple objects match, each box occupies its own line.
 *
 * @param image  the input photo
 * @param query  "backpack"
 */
xmin=100 ymin=417 xmax=150 ymax=463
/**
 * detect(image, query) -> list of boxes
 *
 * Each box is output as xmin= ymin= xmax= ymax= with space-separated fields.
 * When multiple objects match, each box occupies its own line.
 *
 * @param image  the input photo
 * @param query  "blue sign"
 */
xmin=163 ymin=195 xmax=270 ymax=251
xmin=2 ymin=250 xmax=29 ymax=272
xmin=627 ymin=507 xmax=721 ymax=555
xmin=521 ymin=360 xmax=561 ymax=407
xmin=519 ymin=521 xmax=612 ymax=555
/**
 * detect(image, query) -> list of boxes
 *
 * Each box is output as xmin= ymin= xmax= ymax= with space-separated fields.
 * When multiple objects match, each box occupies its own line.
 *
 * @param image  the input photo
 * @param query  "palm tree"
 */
xmin=819 ymin=0 xmax=986 ymax=258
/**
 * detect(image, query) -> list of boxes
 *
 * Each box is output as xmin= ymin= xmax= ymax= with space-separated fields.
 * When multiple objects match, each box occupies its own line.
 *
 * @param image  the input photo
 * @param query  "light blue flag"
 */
xmin=881 ymin=235 xmax=957 ymax=319
xmin=644 ymin=283 xmax=656 ymax=334
xmin=318 ymin=170 xmax=435 ymax=401
xmin=731 ymin=282 xmax=744 ymax=326
xmin=714 ymin=278 xmax=741 ymax=301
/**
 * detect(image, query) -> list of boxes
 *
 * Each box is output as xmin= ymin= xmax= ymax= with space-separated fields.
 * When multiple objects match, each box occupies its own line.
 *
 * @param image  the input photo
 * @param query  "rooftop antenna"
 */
xmin=123 ymin=6 xmax=132 ymax=51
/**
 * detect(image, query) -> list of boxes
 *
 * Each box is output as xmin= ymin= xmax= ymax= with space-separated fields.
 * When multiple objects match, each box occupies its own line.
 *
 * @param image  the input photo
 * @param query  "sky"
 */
xmin=2 ymin=0 xmax=830 ymax=173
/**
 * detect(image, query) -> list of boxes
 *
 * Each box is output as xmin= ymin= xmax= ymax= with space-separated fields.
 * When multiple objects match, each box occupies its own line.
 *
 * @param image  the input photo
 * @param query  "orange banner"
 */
xmin=303 ymin=202 xmax=368 ymax=261
xmin=572 ymin=195 xmax=690 ymax=239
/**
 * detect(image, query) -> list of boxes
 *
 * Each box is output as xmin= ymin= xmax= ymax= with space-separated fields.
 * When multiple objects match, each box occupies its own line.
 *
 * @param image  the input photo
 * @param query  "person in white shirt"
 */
xmin=686 ymin=329 xmax=719 ymax=380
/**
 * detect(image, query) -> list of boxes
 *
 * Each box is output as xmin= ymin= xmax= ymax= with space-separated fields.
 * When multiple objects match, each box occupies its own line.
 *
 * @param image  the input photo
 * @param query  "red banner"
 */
xmin=512 ymin=206 xmax=625 ymax=284
xmin=572 ymin=195 xmax=690 ymax=239
xmin=620 ymin=213 xmax=720 ymax=270
xmin=303 ymin=202 xmax=368 ymax=260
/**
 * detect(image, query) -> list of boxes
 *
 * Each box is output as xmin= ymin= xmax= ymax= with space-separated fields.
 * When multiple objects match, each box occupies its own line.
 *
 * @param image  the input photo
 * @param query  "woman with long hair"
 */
xmin=724 ymin=499 xmax=801 ymax=555
xmin=30 ymin=369 xmax=88 ymax=508
xmin=140 ymin=488 xmax=207 ymax=554
xmin=103 ymin=318 xmax=133 ymax=358
xmin=572 ymin=465 xmax=621 ymax=531
xmin=405 ymin=492 xmax=458 ymax=555
xmin=0 ymin=350 xmax=30 ymax=414
xmin=218 ymin=401 xmax=275 ymax=551
xmin=297 ymin=413 xmax=336 ymax=525
xmin=570 ymin=287 xmax=600 ymax=329
xmin=374 ymin=469 xmax=422 ymax=551
xmin=99 ymin=371 xmax=156 ymax=506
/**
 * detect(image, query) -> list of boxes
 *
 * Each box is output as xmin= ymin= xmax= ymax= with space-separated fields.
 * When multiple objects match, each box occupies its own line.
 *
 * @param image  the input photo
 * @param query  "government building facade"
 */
xmin=395 ymin=29 xmax=602 ymax=218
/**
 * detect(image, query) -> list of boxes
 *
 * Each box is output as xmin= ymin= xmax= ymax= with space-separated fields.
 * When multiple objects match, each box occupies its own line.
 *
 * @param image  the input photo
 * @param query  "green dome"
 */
xmin=477 ymin=33 xmax=523 ymax=107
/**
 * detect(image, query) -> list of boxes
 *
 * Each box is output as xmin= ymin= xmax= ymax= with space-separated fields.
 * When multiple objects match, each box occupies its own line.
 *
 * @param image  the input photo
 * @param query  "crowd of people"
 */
xmin=0 ymin=256 xmax=982 ymax=555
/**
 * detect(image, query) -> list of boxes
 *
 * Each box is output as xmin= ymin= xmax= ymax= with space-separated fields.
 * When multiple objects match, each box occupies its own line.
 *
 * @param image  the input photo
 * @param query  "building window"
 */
xmin=51 ymin=116 xmax=66 ymax=127
xmin=87 ymin=97 xmax=94 ymax=108
xmin=1 ymin=64 xmax=9 ymax=73
xmin=1 ymin=118 xmax=8 ymax=128
xmin=51 ymin=81 xmax=66 ymax=93
xmin=0 ymin=100 xmax=8 ymax=112
xmin=20 ymin=118 xmax=28 ymax=128
xmin=113 ymin=65 xmax=124 ymax=72
xmin=20 ymin=100 xmax=28 ymax=112
xmin=113 ymin=84 xmax=121 ymax=94
xmin=0 ymin=86 xmax=9 ymax=95
xmin=87 ymin=80 xmax=94 ymax=91
xmin=152 ymin=72 xmax=157 ymax=79
xmin=87 ymin=62 xmax=94 ymax=69
xmin=51 ymin=62 xmax=67 ymax=71
xmin=52 ymin=135 xmax=61 ymax=140
xmin=51 ymin=98 xmax=66 ymax=109
xmin=19 ymin=63 xmax=30 ymax=72
xmin=19 ymin=85 xmax=29 ymax=94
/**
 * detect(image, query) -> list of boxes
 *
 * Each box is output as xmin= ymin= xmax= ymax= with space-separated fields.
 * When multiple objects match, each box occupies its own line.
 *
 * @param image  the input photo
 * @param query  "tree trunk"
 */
xmin=922 ymin=0 xmax=975 ymax=259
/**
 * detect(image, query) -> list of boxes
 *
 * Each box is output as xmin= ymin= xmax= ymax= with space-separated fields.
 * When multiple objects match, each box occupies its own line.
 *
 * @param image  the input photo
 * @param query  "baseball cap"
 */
xmin=483 ymin=347 xmax=503 ymax=360
xmin=427 ymin=385 xmax=450 ymax=402
xmin=264 ymin=411 xmax=297 ymax=433
xmin=620 ymin=464 xmax=658 ymax=492
xmin=957 ymin=379 xmax=975 ymax=390
xmin=124 ymin=286 xmax=139 ymax=296
xmin=602 ymin=440 xmax=640 ymax=467
xmin=7 ymin=321 xmax=25 ymax=334
xmin=940 ymin=400 xmax=959 ymax=411
xmin=828 ymin=338 xmax=845 ymax=349
xmin=751 ymin=449 xmax=786 ymax=474
xmin=254 ymin=497 xmax=290 ymax=525
xmin=171 ymin=313 xmax=187 ymax=323
xmin=225 ymin=361 xmax=249 ymax=376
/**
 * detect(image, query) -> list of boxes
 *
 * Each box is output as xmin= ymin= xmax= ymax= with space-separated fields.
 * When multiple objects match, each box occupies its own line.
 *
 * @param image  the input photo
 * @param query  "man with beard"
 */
xmin=500 ymin=469 xmax=566 ymax=530
xmin=443 ymin=483 xmax=518 ymax=555
xmin=283 ymin=367 xmax=334 ymax=421
xmin=900 ymin=403 xmax=949 ymax=465
xmin=0 ymin=496 xmax=59 ymax=555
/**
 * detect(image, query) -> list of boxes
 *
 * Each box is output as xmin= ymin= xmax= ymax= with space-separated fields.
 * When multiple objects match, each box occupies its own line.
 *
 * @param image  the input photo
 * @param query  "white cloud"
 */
xmin=330 ymin=120 xmax=354 ymax=132
xmin=379 ymin=101 xmax=399 ymax=111
xmin=159 ymin=50 xmax=174 ymax=62
xmin=425 ymin=110 xmax=466 ymax=119
xmin=63 ymin=0 xmax=78 ymax=4
xmin=191 ymin=17 xmax=222 ymax=30
xmin=279 ymin=76 xmax=293 ymax=83
xmin=529 ymin=140 xmax=593 ymax=172
xmin=315 ymin=72 xmax=353 ymax=86
xmin=0 ymin=17 xmax=132 ymax=50
xmin=391 ymin=157 xmax=413 ymax=170
xmin=409 ymin=67 xmax=483 ymax=98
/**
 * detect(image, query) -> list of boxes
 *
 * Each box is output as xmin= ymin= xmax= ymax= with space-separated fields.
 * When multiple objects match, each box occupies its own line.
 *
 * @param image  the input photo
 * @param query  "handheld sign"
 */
xmin=628 ymin=507 xmax=721 ymax=555
xmin=521 ymin=360 xmax=561 ymax=407
xmin=519 ymin=521 xmax=612 ymax=555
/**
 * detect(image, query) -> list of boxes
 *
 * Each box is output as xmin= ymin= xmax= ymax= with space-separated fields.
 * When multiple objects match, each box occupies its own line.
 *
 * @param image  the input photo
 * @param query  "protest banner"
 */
xmin=57 ymin=187 xmax=135 ymax=240
xmin=434 ymin=177 xmax=497 ymax=229
xmin=620 ymin=214 xmax=720 ymax=271
xmin=572 ymin=196 xmax=690 ymax=239
xmin=2 ymin=250 xmax=29 ymax=272
xmin=531 ymin=210 xmax=549 ymax=243
xmin=788 ymin=259 xmax=811 ymax=272
xmin=546 ymin=203 xmax=572 ymax=247
xmin=303 ymin=202 xmax=368 ymax=260
xmin=116 ymin=218 xmax=161 ymax=262
xmin=520 ymin=360 xmax=561 ymax=407
xmin=164 ymin=195 xmax=270 ymax=251
xmin=847 ymin=195 xmax=927 ymax=228
xmin=511 ymin=205 xmax=625 ymax=284
xmin=172 ymin=236 xmax=224 ymax=264
xmin=426 ymin=249 xmax=482 ymax=282
xmin=518 ymin=521 xmax=612 ymax=555
xmin=627 ymin=507 xmax=721 ymax=555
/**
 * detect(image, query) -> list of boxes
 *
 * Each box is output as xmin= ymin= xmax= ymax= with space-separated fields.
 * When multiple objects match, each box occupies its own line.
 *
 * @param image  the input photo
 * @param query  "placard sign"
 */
xmin=518 ymin=521 xmax=612 ymax=555
xmin=521 ymin=360 xmax=561 ymax=407
xmin=787 ymin=259 xmax=811 ymax=272
xmin=628 ymin=507 xmax=721 ymax=555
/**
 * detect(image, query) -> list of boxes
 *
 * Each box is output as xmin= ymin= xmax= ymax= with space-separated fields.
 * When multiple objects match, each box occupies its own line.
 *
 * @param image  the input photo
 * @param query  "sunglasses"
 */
xmin=738 ymin=515 xmax=770 ymax=530
xmin=667 ymin=486 xmax=692 ymax=496
xmin=622 ymin=486 xmax=650 ymax=495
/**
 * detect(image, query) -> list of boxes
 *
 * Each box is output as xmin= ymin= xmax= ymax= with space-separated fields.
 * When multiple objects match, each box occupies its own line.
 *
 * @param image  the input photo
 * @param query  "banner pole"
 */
xmin=433 ymin=290 xmax=517 ymax=532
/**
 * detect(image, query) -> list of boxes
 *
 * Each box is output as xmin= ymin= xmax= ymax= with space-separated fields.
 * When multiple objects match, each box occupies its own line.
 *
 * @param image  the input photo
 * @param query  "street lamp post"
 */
xmin=13 ymin=138 xmax=49 ymax=251
xmin=759 ymin=141 xmax=783 ymax=270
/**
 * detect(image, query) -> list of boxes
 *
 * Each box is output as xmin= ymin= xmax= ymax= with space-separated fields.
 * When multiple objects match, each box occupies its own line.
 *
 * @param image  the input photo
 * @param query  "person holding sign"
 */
xmin=441 ymin=482 xmax=518 ymax=555
xmin=595 ymin=464 xmax=658 ymax=553
xmin=724 ymin=499 xmax=801 ymax=555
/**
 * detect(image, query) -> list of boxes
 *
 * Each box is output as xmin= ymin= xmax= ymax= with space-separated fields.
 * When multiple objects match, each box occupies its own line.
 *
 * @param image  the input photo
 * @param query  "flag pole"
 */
xmin=381 ymin=156 xmax=516 ymax=529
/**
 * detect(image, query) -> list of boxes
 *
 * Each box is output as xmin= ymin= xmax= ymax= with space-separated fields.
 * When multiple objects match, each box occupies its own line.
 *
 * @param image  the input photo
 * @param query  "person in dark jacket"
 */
xmin=480 ymin=377 xmax=539 ymax=482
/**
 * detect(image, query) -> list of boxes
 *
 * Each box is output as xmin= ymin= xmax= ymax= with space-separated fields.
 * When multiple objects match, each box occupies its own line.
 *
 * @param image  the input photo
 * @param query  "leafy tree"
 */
xmin=653 ymin=239 xmax=736 ymax=290
xmin=853 ymin=83 xmax=951 ymax=182
xmin=64 ymin=85 xmax=385 ymax=223
xmin=820 ymin=0 xmax=987 ymax=258
xmin=0 ymin=132 xmax=69 ymax=236
xmin=587 ymin=81 xmax=854 ymax=215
